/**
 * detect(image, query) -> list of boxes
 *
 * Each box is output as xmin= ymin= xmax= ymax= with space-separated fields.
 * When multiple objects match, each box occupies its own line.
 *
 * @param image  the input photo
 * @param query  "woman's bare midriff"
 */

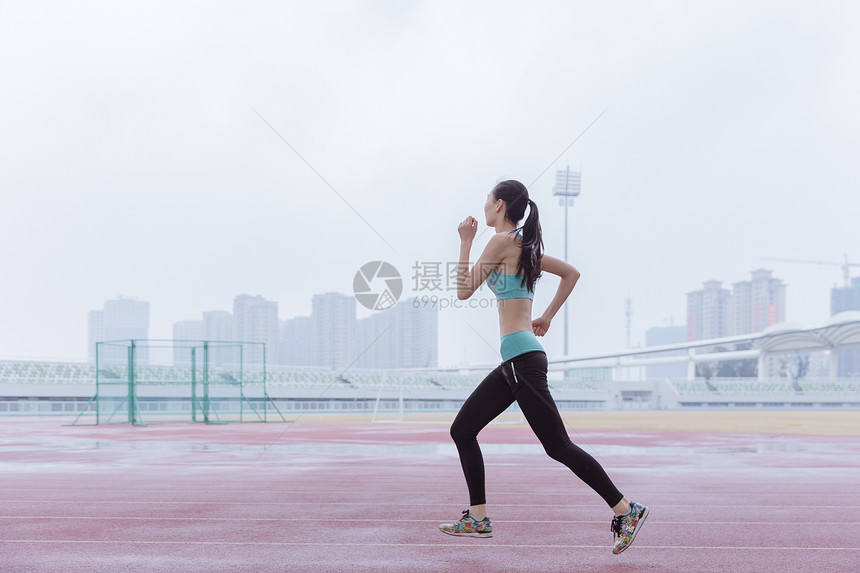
xmin=497 ymin=297 xmax=533 ymax=337
xmin=495 ymin=234 xmax=535 ymax=337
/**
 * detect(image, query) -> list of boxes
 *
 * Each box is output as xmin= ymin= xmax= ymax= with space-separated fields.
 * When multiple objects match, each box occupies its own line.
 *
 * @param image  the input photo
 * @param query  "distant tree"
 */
xmin=716 ymin=345 xmax=736 ymax=377
xmin=709 ymin=346 xmax=730 ymax=378
xmin=703 ymin=344 xmax=757 ymax=379
xmin=696 ymin=360 xmax=718 ymax=392
xmin=733 ymin=342 xmax=758 ymax=378
xmin=788 ymin=354 xmax=810 ymax=393
xmin=735 ymin=357 xmax=758 ymax=378
xmin=778 ymin=356 xmax=789 ymax=379
xmin=696 ymin=361 xmax=713 ymax=381
xmin=792 ymin=354 xmax=810 ymax=380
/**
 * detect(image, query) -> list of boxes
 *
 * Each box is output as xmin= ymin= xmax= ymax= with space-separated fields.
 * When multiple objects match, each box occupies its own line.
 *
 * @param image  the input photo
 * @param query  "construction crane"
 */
xmin=761 ymin=254 xmax=859 ymax=287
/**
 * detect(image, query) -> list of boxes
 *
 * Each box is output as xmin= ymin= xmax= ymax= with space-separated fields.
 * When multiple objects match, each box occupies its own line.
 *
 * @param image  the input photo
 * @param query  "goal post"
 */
xmin=73 ymin=339 xmax=287 ymax=426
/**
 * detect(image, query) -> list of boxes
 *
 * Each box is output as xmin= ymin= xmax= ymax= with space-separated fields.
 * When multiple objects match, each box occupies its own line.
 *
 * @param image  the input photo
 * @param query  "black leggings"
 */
xmin=450 ymin=350 xmax=624 ymax=508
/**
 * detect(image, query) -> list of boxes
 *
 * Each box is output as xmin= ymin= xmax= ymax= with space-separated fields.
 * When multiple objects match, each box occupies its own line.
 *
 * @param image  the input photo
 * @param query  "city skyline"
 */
xmin=31 ymin=280 xmax=860 ymax=380
xmin=90 ymin=291 xmax=438 ymax=370
xmin=686 ymin=269 xmax=786 ymax=342
xmin=78 ymin=268 xmax=849 ymax=369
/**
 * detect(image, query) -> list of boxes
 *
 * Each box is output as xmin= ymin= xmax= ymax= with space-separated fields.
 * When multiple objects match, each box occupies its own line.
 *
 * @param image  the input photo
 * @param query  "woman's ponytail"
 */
xmin=518 ymin=199 xmax=543 ymax=293
xmin=490 ymin=181 xmax=544 ymax=293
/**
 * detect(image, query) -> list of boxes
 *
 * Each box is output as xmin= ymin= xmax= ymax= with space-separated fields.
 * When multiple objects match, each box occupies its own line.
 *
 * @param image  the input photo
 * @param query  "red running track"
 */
xmin=0 ymin=416 xmax=857 ymax=572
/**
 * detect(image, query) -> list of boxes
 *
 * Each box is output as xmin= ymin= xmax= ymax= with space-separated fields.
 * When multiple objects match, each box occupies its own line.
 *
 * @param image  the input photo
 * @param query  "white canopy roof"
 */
xmin=550 ymin=312 xmax=860 ymax=367
xmin=752 ymin=311 xmax=860 ymax=353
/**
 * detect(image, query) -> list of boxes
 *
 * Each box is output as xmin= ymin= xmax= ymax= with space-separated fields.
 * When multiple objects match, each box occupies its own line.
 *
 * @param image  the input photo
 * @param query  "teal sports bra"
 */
xmin=487 ymin=269 xmax=533 ymax=300
xmin=486 ymin=230 xmax=534 ymax=301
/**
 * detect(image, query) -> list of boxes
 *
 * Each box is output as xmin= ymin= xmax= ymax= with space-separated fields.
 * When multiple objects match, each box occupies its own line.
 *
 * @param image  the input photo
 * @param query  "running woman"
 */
xmin=438 ymin=180 xmax=648 ymax=554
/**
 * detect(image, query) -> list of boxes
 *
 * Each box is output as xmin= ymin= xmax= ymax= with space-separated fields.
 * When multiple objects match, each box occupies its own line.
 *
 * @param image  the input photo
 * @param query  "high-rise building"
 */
xmin=353 ymin=297 xmax=438 ymax=369
xmin=689 ymin=270 xmax=786 ymax=341
xmin=171 ymin=312 xmax=235 ymax=367
xmin=173 ymin=320 xmax=204 ymax=340
xmin=750 ymin=269 xmax=786 ymax=332
xmin=277 ymin=293 xmax=438 ymax=370
xmin=171 ymin=310 xmax=241 ymax=368
xmin=728 ymin=280 xmax=752 ymax=336
xmin=687 ymin=280 xmax=729 ymax=341
xmin=88 ymin=297 xmax=150 ymax=364
xmin=233 ymin=295 xmax=278 ymax=368
xmin=203 ymin=310 xmax=235 ymax=367
xmin=354 ymin=310 xmax=385 ymax=369
xmin=397 ymin=298 xmax=438 ymax=368
xmin=203 ymin=311 xmax=233 ymax=341
xmin=832 ymin=277 xmax=860 ymax=315
xmin=311 ymin=292 xmax=356 ymax=369
xmin=172 ymin=320 xmax=203 ymax=366
xmin=280 ymin=316 xmax=314 ymax=366
xmin=726 ymin=269 xmax=786 ymax=336
xmin=229 ymin=291 xmax=440 ymax=370
xmin=831 ymin=277 xmax=860 ymax=377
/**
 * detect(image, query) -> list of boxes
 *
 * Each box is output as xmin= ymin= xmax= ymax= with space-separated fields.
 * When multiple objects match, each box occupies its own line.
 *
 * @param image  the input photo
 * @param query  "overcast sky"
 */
xmin=1 ymin=1 xmax=858 ymax=366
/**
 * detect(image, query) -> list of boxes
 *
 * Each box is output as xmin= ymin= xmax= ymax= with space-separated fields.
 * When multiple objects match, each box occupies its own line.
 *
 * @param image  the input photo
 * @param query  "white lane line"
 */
xmin=0 ymin=500 xmax=846 ymax=508
xmin=0 ymin=488 xmax=849 ymax=496
xmin=0 ymin=516 xmax=853 ymax=526
xmin=0 ymin=540 xmax=857 ymax=551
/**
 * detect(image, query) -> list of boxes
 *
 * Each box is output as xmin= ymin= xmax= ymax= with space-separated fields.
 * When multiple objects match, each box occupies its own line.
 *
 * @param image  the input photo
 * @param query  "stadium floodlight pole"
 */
xmin=552 ymin=166 xmax=581 ymax=357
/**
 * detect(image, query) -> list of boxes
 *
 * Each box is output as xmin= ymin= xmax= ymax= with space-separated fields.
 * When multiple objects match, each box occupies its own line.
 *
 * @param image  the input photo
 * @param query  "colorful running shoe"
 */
xmin=439 ymin=509 xmax=493 ymax=538
xmin=611 ymin=501 xmax=649 ymax=554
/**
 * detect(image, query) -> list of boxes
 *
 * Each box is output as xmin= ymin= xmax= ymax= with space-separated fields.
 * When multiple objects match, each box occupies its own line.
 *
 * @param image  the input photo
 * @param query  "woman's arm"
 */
xmin=456 ymin=216 xmax=506 ymax=300
xmin=533 ymin=254 xmax=580 ymax=336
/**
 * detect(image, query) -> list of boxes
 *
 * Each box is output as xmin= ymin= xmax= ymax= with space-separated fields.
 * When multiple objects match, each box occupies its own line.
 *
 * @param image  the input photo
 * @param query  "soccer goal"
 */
xmin=71 ymin=339 xmax=288 ymax=426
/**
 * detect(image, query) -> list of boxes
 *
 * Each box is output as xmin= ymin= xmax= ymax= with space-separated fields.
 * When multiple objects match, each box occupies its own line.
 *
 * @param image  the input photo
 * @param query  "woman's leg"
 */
xmin=507 ymin=351 xmax=625 ymax=508
xmin=449 ymin=362 xmax=516 ymax=516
